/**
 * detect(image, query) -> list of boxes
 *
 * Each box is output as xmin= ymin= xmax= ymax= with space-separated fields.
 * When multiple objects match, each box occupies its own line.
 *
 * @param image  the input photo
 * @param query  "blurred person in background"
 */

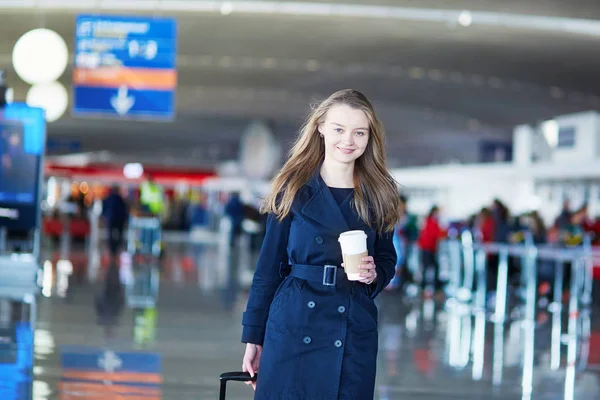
xmin=102 ymin=185 xmax=129 ymax=256
xmin=491 ymin=198 xmax=510 ymax=244
xmin=417 ymin=205 xmax=446 ymax=295
xmin=548 ymin=205 xmax=590 ymax=298
xmin=487 ymin=199 xmax=511 ymax=305
xmin=591 ymin=216 xmax=600 ymax=246
xmin=241 ymin=89 xmax=399 ymax=399
xmin=475 ymin=207 xmax=494 ymax=243
xmin=190 ymin=191 xmax=209 ymax=229
xmin=521 ymin=210 xmax=553 ymax=304
xmin=224 ymin=191 xmax=245 ymax=245
xmin=555 ymin=199 xmax=572 ymax=231
xmin=577 ymin=203 xmax=594 ymax=232
xmin=139 ymin=175 xmax=164 ymax=217
xmin=561 ymin=204 xmax=592 ymax=246
xmin=528 ymin=210 xmax=547 ymax=244
xmin=165 ymin=192 xmax=191 ymax=231
xmin=388 ymin=195 xmax=419 ymax=291
xmin=178 ymin=195 xmax=191 ymax=231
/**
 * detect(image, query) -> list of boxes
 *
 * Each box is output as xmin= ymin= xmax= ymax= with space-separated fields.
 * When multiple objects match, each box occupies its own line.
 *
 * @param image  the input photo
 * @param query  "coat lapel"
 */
xmin=301 ymin=172 xmax=350 ymax=232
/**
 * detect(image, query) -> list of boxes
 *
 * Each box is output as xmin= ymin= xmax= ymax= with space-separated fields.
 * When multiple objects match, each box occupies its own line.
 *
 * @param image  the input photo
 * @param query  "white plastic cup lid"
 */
xmin=338 ymin=230 xmax=367 ymax=255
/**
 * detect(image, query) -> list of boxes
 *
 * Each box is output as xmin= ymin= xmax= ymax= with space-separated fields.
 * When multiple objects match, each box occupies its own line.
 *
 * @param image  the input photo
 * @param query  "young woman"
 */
xmin=240 ymin=89 xmax=401 ymax=399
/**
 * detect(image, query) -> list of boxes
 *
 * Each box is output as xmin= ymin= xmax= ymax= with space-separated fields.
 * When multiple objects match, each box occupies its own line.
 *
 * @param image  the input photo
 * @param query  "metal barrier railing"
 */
xmin=443 ymin=231 xmax=597 ymax=400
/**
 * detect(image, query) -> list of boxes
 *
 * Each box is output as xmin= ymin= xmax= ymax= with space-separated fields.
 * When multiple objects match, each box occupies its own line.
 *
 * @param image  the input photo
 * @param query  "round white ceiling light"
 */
xmin=26 ymin=81 xmax=69 ymax=122
xmin=12 ymin=29 xmax=69 ymax=85
xmin=458 ymin=11 xmax=473 ymax=27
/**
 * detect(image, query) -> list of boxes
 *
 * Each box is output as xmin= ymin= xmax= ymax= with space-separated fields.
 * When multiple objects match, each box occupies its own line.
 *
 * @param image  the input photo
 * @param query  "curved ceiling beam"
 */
xmin=172 ymin=54 xmax=600 ymax=107
xmin=1 ymin=51 xmax=593 ymax=108
xmin=174 ymin=84 xmax=493 ymax=130
xmin=5 ymin=1 xmax=600 ymax=37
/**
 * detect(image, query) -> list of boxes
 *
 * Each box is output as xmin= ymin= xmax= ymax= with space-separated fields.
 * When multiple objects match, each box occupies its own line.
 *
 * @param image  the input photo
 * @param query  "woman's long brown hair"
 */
xmin=262 ymin=89 xmax=401 ymax=233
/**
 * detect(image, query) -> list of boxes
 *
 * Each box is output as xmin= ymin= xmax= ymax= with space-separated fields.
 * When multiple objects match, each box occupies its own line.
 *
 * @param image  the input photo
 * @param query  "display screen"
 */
xmin=0 ymin=104 xmax=45 ymax=231
xmin=0 ymin=123 xmax=38 ymax=204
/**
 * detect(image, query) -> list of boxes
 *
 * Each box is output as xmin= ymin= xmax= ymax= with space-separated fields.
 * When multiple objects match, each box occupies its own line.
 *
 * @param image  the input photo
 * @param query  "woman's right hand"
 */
xmin=242 ymin=343 xmax=262 ymax=390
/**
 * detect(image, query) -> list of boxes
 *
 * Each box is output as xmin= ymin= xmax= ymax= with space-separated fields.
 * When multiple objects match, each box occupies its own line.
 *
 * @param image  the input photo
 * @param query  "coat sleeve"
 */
xmin=241 ymin=212 xmax=292 ymax=345
xmin=368 ymin=230 xmax=397 ymax=299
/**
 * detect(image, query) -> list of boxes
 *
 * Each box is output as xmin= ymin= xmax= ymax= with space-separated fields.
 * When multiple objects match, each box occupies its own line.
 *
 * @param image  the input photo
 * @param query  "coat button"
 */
xmin=303 ymin=336 xmax=312 ymax=344
xmin=307 ymin=301 xmax=315 ymax=309
xmin=334 ymin=340 xmax=342 ymax=348
xmin=337 ymin=306 xmax=346 ymax=313
xmin=315 ymin=236 xmax=324 ymax=244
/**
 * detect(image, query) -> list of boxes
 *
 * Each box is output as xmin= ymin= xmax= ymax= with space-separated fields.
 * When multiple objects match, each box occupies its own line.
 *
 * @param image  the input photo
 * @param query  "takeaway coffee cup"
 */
xmin=338 ymin=230 xmax=368 ymax=281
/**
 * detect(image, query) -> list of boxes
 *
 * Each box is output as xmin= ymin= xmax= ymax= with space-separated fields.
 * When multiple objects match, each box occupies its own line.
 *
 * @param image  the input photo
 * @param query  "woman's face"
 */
xmin=318 ymin=104 xmax=370 ymax=165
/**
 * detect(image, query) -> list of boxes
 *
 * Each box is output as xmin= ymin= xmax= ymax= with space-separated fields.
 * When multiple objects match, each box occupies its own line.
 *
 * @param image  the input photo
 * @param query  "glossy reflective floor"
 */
xmin=1 ymin=241 xmax=599 ymax=400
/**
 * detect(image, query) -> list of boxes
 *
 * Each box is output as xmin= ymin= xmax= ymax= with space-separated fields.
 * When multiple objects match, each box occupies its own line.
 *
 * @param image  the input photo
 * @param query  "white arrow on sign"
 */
xmin=110 ymin=85 xmax=135 ymax=116
xmin=98 ymin=350 xmax=122 ymax=373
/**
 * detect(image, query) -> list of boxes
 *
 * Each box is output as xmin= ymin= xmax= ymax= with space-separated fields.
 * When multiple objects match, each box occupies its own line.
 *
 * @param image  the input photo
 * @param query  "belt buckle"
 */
xmin=323 ymin=265 xmax=337 ymax=286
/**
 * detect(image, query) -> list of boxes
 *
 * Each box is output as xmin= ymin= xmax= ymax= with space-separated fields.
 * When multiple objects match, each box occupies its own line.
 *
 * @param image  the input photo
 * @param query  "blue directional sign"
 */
xmin=72 ymin=14 xmax=177 ymax=120
xmin=60 ymin=345 xmax=162 ymax=398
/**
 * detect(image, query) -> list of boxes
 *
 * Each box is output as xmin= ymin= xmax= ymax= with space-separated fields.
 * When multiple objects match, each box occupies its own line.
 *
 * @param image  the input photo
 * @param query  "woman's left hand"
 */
xmin=358 ymin=256 xmax=377 ymax=284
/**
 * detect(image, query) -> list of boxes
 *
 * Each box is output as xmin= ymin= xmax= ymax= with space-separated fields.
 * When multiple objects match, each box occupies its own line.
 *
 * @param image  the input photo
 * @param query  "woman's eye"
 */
xmin=335 ymin=128 xmax=343 ymax=133
xmin=355 ymin=131 xmax=365 ymax=136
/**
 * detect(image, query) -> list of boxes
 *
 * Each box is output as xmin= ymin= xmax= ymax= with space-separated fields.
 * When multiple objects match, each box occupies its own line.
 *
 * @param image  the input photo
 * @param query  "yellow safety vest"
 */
xmin=140 ymin=182 xmax=164 ymax=215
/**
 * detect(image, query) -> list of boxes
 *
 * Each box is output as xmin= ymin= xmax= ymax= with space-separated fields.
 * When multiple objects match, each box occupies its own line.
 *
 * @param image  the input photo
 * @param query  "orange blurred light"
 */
xmin=79 ymin=181 xmax=89 ymax=194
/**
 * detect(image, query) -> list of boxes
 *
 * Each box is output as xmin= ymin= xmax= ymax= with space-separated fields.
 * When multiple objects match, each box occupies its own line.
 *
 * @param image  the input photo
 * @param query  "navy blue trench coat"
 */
xmin=242 ymin=173 xmax=397 ymax=400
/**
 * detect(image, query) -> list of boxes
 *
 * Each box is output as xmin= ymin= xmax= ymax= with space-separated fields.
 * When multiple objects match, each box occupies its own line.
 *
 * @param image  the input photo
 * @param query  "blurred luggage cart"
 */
xmin=127 ymin=216 xmax=162 ymax=257
xmin=125 ymin=217 xmax=161 ymax=309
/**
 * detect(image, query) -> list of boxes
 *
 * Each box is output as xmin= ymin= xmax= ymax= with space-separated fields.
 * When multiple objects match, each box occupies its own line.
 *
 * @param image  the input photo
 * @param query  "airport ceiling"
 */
xmin=2 ymin=1 xmax=600 ymax=168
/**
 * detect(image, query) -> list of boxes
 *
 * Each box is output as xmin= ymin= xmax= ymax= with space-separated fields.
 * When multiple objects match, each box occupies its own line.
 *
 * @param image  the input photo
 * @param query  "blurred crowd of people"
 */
xmin=41 ymin=177 xmax=267 ymax=258
xmin=469 ymin=199 xmax=599 ymax=247
xmin=41 ymin=176 xmax=600 ymax=309
xmin=389 ymin=196 xmax=600 ymax=300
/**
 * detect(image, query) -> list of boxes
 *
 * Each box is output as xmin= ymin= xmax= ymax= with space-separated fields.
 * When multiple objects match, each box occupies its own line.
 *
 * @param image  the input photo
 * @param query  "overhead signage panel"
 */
xmin=73 ymin=14 xmax=177 ymax=120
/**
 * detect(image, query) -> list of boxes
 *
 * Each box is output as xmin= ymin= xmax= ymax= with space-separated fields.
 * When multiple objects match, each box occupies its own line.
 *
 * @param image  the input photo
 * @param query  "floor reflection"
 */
xmin=0 ymin=242 xmax=598 ymax=399
xmin=376 ymin=290 xmax=600 ymax=399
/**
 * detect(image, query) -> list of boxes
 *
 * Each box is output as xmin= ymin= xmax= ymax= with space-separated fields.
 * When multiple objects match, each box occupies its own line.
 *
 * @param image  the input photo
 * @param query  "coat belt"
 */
xmin=290 ymin=264 xmax=346 ymax=287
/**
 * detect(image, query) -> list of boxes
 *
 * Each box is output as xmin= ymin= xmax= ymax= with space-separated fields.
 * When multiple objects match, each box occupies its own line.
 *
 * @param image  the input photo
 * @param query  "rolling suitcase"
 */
xmin=219 ymin=371 xmax=257 ymax=400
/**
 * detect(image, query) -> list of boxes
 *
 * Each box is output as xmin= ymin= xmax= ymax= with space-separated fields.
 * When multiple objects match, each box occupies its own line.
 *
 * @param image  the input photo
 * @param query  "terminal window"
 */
xmin=557 ymin=126 xmax=576 ymax=148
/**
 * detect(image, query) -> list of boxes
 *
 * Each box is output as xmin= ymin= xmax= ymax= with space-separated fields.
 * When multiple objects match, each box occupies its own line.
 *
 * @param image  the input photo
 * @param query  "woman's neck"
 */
xmin=320 ymin=160 xmax=354 ymax=188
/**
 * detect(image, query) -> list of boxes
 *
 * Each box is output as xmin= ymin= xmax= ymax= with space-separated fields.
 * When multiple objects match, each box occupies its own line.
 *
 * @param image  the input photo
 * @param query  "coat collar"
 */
xmin=301 ymin=168 xmax=350 ymax=232
xmin=307 ymin=167 xmax=321 ymax=189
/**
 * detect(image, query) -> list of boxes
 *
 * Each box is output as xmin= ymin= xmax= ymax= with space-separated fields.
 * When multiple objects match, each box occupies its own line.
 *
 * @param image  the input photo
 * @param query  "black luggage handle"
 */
xmin=219 ymin=372 xmax=257 ymax=400
xmin=220 ymin=371 xmax=257 ymax=382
